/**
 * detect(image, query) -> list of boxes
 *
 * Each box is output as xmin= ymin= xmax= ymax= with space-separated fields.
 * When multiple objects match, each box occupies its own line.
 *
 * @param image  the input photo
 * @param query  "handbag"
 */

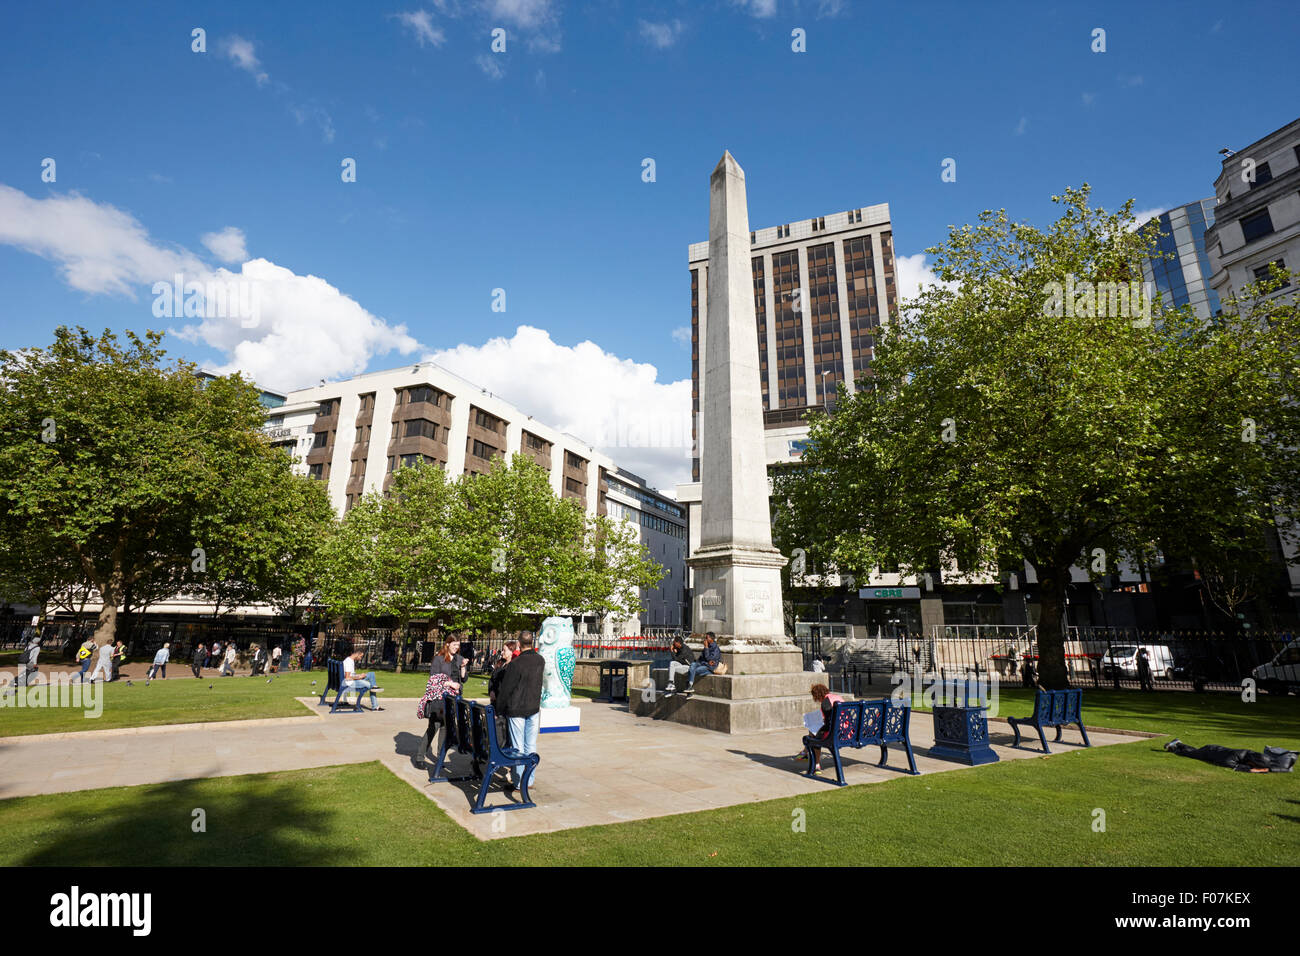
xmin=714 ymin=662 xmax=728 ymax=676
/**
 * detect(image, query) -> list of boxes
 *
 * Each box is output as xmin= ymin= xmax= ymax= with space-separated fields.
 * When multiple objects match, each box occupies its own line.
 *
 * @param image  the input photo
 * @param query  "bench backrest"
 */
xmin=326 ymin=659 xmax=345 ymax=692
xmin=857 ymin=698 xmax=910 ymax=747
xmin=826 ymin=700 xmax=863 ymax=745
xmin=1032 ymin=688 xmax=1083 ymax=724
xmin=454 ymin=697 xmax=474 ymax=754
xmin=470 ymin=702 xmax=509 ymax=763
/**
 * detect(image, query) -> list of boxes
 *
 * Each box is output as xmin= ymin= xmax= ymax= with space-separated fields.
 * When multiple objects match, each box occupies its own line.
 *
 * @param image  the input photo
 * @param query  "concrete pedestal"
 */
xmin=629 ymin=647 xmax=813 ymax=734
xmin=539 ymin=706 xmax=581 ymax=734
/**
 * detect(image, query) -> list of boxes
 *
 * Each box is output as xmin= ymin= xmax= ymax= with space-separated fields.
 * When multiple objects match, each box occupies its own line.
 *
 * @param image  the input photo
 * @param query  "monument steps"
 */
xmin=630 ymin=689 xmax=809 ymax=734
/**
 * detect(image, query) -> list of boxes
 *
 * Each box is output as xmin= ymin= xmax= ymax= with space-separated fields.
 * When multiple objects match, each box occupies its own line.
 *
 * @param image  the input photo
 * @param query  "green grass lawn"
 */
xmin=0 ymin=688 xmax=1296 ymax=866
xmin=0 ymin=668 xmax=600 ymax=737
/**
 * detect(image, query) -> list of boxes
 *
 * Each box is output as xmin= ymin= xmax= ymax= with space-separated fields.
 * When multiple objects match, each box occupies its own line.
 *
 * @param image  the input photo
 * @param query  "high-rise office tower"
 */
xmin=687 ymin=203 xmax=897 ymax=481
xmin=1140 ymin=200 xmax=1223 ymax=318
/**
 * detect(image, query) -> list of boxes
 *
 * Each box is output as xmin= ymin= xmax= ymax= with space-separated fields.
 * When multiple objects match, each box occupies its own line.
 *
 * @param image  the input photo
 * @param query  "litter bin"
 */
xmin=596 ymin=660 xmax=630 ymax=702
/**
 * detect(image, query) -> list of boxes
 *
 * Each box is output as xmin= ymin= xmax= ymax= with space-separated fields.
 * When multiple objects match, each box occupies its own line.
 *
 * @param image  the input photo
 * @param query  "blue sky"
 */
xmin=1 ymin=0 xmax=1298 ymax=488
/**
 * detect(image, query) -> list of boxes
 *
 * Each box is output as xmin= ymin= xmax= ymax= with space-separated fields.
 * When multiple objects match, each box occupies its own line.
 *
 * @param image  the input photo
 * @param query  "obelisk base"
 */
xmin=629 ymin=647 xmax=815 ymax=733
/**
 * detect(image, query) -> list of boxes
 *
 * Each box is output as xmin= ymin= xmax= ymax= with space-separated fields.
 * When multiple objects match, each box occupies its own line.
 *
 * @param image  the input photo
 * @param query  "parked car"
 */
xmin=1251 ymin=643 xmax=1300 ymax=695
xmin=1101 ymin=644 xmax=1174 ymax=679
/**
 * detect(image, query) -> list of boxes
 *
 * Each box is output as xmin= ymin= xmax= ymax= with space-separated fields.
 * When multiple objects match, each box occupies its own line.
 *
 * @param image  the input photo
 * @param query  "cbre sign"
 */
xmin=859 ymin=587 xmax=921 ymax=600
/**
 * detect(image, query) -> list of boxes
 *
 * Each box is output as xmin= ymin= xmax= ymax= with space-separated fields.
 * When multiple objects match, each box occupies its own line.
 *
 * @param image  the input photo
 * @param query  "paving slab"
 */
xmin=0 ymin=696 xmax=1154 ymax=842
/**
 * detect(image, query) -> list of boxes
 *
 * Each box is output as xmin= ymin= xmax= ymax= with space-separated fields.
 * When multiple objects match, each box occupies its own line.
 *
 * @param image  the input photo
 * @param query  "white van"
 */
xmin=1252 ymin=643 xmax=1300 ymax=695
xmin=1100 ymin=644 xmax=1174 ymax=679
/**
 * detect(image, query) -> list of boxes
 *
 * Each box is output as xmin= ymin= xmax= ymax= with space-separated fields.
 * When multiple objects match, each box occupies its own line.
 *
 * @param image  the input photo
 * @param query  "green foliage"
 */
xmin=776 ymin=186 xmax=1300 ymax=687
xmin=315 ymin=454 xmax=665 ymax=638
xmin=0 ymin=327 xmax=330 ymax=643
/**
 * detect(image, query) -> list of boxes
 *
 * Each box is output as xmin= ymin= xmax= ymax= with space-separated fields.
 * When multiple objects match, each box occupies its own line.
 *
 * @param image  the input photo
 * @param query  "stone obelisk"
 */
xmin=690 ymin=152 xmax=799 ymax=662
xmin=631 ymin=154 xmax=808 ymax=731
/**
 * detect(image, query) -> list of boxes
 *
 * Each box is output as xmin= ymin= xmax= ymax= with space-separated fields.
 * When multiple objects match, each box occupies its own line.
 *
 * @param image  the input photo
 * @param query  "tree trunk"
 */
xmin=92 ymin=600 xmax=118 ymax=648
xmin=1036 ymin=570 xmax=1071 ymax=689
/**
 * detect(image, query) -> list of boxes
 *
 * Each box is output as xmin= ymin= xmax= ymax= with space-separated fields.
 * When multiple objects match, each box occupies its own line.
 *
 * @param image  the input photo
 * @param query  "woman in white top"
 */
xmin=222 ymin=642 xmax=237 ymax=676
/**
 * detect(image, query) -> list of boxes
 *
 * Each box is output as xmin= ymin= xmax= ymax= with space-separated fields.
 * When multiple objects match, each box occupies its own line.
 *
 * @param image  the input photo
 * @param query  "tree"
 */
xmin=776 ymin=187 xmax=1300 ymax=688
xmin=0 ymin=327 xmax=329 ymax=646
xmin=315 ymin=454 xmax=666 ymax=642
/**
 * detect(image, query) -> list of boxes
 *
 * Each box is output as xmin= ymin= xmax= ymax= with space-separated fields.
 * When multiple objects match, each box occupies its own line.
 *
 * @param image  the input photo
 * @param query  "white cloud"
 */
xmin=222 ymin=36 xmax=269 ymax=85
xmin=0 ymin=183 xmax=421 ymax=391
xmin=731 ymin=0 xmax=777 ymax=17
xmin=425 ymin=326 xmax=693 ymax=490
xmin=670 ymin=326 xmax=692 ymax=349
xmin=201 ymin=227 xmax=248 ymax=264
xmin=1081 ymin=92 xmax=1095 ymax=107
xmin=894 ymin=252 xmax=956 ymax=306
xmin=291 ymin=104 xmax=336 ymax=143
xmin=476 ymin=53 xmax=505 ymax=79
xmin=639 ymin=18 xmax=684 ymax=49
xmin=394 ymin=9 xmax=447 ymax=47
xmin=175 ymin=259 xmax=421 ymax=390
xmin=480 ymin=0 xmax=561 ymax=52
xmin=816 ymin=0 xmax=845 ymax=17
xmin=1013 ymin=116 xmax=1028 ymax=136
xmin=0 ymin=184 xmax=206 ymax=296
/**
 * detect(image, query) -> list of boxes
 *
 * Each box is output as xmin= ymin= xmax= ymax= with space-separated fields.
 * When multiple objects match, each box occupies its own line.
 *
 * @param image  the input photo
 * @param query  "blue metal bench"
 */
xmin=431 ymin=694 xmax=540 ymax=813
xmin=318 ymin=659 xmax=371 ymax=714
xmin=803 ymin=698 xmax=919 ymax=786
xmin=1006 ymin=688 xmax=1091 ymax=753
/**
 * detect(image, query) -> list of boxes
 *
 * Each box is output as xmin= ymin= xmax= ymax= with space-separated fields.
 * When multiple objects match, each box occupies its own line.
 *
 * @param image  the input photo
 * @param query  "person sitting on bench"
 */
xmin=342 ymin=650 xmax=383 ymax=711
xmin=795 ymin=683 xmax=844 ymax=772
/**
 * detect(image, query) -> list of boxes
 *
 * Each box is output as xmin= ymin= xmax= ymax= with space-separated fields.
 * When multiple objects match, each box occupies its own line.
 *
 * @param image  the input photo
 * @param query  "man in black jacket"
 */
xmin=495 ymin=632 xmax=545 ymax=793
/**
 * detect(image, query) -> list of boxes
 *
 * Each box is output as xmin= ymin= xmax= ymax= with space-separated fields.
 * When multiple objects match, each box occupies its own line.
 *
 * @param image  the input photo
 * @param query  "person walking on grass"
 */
xmin=88 ymin=640 xmax=114 ymax=684
xmin=75 ymin=636 xmax=96 ymax=682
xmin=146 ymin=643 xmax=170 ymax=682
xmin=494 ymin=632 xmax=544 ymax=795
xmin=191 ymin=640 xmax=205 ymax=678
xmin=271 ymin=644 xmax=282 ymax=674
xmin=207 ymin=641 xmax=219 ymax=669
xmin=222 ymin=641 xmax=237 ymax=676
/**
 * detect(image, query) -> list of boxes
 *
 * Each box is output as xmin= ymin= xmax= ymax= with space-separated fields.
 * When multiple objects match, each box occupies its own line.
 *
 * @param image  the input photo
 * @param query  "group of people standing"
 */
xmin=417 ymin=634 xmax=544 ymax=793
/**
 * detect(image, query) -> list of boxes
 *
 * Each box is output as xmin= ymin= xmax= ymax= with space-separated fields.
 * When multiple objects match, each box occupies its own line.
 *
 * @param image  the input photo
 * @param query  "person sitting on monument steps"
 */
xmin=664 ymin=636 xmax=693 ymax=695
xmin=797 ymin=683 xmax=845 ymax=773
xmin=684 ymin=632 xmax=721 ymax=693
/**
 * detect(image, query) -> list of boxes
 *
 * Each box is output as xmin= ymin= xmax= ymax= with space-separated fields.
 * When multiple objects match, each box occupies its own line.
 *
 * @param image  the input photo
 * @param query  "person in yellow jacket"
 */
xmin=75 ymin=637 xmax=96 ymax=682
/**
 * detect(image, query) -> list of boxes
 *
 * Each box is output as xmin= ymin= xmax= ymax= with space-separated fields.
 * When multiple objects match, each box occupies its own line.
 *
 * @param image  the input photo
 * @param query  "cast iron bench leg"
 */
xmin=1078 ymin=721 xmax=1091 ymax=747
xmin=1036 ymin=721 xmax=1051 ymax=754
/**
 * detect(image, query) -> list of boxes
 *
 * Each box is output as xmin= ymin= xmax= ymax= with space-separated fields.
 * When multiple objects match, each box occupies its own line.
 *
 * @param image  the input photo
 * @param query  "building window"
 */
xmin=308 ymin=464 xmax=325 ymax=480
xmin=566 ymin=451 xmax=586 ymax=470
xmin=524 ymin=431 xmax=546 ymax=450
xmin=312 ymin=432 xmax=329 ymax=450
xmin=471 ymin=439 xmax=497 ymax=460
xmin=405 ymin=419 xmax=439 ymax=441
xmin=1248 ymin=161 xmax=1273 ymax=189
xmin=317 ymin=400 xmax=336 ymax=417
xmin=474 ymin=409 xmax=503 ymax=432
xmin=399 ymin=453 xmax=433 ymax=468
xmin=407 ymin=385 xmax=441 ymax=407
xmin=1252 ymin=259 xmax=1290 ymax=289
xmin=564 ymin=476 xmax=584 ymax=495
xmin=1240 ymin=207 xmax=1275 ymax=243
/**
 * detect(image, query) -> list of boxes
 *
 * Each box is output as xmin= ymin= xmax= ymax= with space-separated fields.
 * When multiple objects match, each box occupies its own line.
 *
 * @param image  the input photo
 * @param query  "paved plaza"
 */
xmin=0 ymin=694 xmax=1152 ymax=841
